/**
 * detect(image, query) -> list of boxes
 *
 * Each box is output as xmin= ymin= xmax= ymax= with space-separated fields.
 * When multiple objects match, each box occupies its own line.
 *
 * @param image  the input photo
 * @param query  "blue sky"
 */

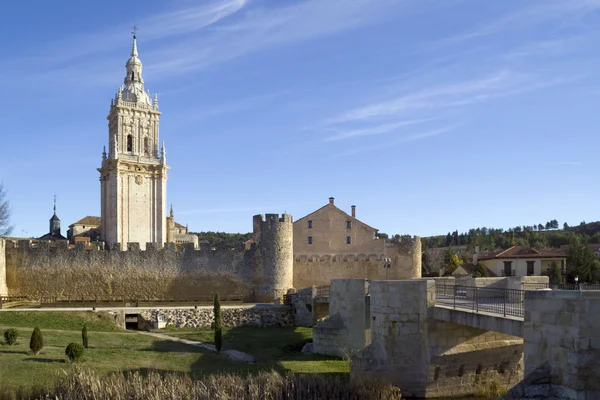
xmin=1 ymin=0 xmax=599 ymax=238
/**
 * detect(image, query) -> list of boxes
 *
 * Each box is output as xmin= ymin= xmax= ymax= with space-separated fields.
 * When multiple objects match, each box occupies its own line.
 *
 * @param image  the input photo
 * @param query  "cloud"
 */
xmin=332 ymin=126 xmax=456 ymax=158
xmin=442 ymin=0 xmax=600 ymax=45
xmin=322 ymin=119 xmax=430 ymax=142
xmin=328 ymin=70 xmax=571 ymax=124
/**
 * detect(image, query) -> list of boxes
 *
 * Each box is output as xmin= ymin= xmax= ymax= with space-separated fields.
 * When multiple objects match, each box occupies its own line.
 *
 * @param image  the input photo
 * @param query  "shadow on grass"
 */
xmin=143 ymin=340 xmax=205 ymax=354
xmin=24 ymin=357 xmax=66 ymax=364
xmin=0 ymin=349 xmax=29 ymax=355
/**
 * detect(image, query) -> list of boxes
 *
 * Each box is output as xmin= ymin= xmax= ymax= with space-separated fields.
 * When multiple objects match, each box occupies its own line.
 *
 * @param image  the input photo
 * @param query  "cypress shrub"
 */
xmin=213 ymin=294 xmax=222 ymax=352
xmin=29 ymin=327 xmax=44 ymax=355
xmin=65 ymin=342 xmax=85 ymax=362
xmin=82 ymin=323 xmax=88 ymax=349
xmin=3 ymin=329 xmax=18 ymax=345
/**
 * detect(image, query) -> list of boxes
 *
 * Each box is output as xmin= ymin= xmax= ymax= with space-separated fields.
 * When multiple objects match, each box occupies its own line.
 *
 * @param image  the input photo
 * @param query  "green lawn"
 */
xmin=0 ymin=311 xmax=121 ymax=332
xmin=0 ymin=315 xmax=348 ymax=391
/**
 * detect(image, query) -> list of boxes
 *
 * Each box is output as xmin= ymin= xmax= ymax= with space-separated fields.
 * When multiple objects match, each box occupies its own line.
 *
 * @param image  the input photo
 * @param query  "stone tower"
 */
xmin=98 ymin=35 xmax=168 ymax=250
xmin=252 ymin=214 xmax=294 ymax=301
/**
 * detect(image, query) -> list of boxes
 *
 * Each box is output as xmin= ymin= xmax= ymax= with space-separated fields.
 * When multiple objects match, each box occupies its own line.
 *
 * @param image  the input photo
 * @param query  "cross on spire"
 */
xmin=132 ymin=25 xmax=138 ymax=39
xmin=53 ymin=194 xmax=57 ymax=214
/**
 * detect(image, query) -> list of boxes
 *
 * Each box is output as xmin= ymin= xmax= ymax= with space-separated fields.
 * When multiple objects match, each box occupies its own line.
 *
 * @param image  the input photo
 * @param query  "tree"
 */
xmin=551 ymin=220 xmax=559 ymax=229
xmin=0 ymin=182 xmax=13 ymax=236
xmin=29 ymin=327 xmax=44 ymax=355
xmin=213 ymin=294 xmax=222 ymax=352
xmin=537 ymin=224 xmax=544 ymax=231
xmin=546 ymin=261 xmax=563 ymax=285
xmin=566 ymin=236 xmax=600 ymax=283
xmin=82 ymin=324 xmax=88 ymax=349
xmin=443 ymin=247 xmax=461 ymax=274
xmin=563 ymin=222 xmax=569 ymax=230
xmin=471 ymin=264 xmax=488 ymax=278
xmin=65 ymin=342 xmax=85 ymax=362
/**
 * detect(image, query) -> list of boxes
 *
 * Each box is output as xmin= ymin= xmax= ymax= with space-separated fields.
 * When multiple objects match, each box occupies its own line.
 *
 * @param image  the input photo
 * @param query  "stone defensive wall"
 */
xmin=0 ymin=213 xmax=295 ymax=302
xmin=293 ymin=236 xmax=421 ymax=288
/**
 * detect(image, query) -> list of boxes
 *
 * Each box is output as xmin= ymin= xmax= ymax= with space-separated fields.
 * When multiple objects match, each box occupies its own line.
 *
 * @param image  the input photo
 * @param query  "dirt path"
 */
xmin=138 ymin=331 xmax=256 ymax=363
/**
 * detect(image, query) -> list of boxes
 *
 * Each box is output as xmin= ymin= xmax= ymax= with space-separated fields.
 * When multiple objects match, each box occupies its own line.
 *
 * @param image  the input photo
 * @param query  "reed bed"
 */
xmin=0 ymin=367 xmax=401 ymax=400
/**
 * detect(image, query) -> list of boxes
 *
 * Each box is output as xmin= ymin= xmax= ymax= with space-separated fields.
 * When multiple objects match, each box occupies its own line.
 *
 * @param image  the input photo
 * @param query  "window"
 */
xmin=503 ymin=261 xmax=513 ymax=276
xmin=144 ymin=137 xmax=150 ymax=155
xmin=127 ymin=135 xmax=133 ymax=152
xmin=527 ymin=261 xmax=535 ymax=276
xmin=346 ymin=221 xmax=352 ymax=229
xmin=346 ymin=236 xmax=351 ymax=244
xmin=308 ymin=220 xmax=312 ymax=229
xmin=308 ymin=236 xmax=313 ymax=245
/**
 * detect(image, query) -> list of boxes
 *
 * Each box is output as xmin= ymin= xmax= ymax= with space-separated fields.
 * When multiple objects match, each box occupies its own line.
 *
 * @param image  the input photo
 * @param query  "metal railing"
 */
xmin=0 ymin=296 xmax=29 ymax=309
xmin=551 ymin=283 xmax=600 ymax=291
xmin=435 ymin=284 xmax=525 ymax=318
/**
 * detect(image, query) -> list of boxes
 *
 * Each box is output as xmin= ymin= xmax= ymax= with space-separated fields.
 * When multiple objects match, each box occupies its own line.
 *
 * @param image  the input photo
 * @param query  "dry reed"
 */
xmin=0 ymin=367 xmax=402 ymax=400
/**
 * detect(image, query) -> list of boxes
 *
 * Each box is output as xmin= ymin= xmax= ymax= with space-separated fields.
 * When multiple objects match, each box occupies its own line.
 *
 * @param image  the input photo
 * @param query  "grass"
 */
xmin=0 ymin=311 xmax=120 ymax=332
xmin=0 ymin=318 xmax=348 ymax=391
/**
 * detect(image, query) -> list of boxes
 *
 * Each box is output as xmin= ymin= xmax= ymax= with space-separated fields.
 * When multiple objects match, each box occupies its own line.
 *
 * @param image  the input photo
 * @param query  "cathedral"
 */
xmin=67 ymin=35 xmax=197 ymax=250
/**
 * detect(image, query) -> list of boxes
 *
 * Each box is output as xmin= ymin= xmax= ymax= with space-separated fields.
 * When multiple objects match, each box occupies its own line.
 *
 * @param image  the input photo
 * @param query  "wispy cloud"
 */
xmin=553 ymin=161 xmax=583 ymax=166
xmin=332 ymin=126 xmax=456 ymax=158
xmin=322 ymin=119 xmax=430 ymax=142
xmin=441 ymin=0 xmax=600 ymax=45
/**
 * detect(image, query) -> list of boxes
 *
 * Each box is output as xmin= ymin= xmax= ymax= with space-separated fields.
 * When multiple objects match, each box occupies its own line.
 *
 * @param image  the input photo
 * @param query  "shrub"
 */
xmin=3 ymin=329 xmax=18 ymax=345
xmin=214 ymin=294 xmax=222 ymax=352
xmin=82 ymin=324 xmax=88 ymax=349
xmin=65 ymin=343 xmax=85 ymax=362
xmin=29 ymin=327 xmax=44 ymax=355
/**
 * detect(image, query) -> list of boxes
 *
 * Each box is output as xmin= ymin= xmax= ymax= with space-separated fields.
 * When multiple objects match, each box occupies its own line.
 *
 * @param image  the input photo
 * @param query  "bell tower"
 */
xmin=98 ymin=33 xmax=168 ymax=250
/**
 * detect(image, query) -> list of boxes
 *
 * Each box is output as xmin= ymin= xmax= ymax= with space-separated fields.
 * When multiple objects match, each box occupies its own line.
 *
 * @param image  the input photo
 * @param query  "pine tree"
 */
xmin=29 ymin=327 xmax=44 ymax=355
xmin=213 ymin=294 xmax=222 ymax=352
xmin=82 ymin=323 xmax=88 ymax=349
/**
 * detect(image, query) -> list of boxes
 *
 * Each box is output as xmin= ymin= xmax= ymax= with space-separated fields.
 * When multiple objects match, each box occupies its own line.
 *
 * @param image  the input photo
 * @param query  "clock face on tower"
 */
xmin=135 ymin=175 xmax=143 ymax=185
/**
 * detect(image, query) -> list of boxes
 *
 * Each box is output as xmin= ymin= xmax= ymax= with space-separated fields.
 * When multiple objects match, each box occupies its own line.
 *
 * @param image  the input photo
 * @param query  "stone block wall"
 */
xmin=351 ymin=280 xmax=524 ymax=398
xmin=138 ymin=305 xmax=294 ymax=329
xmin=313 ymin=279 xmax=369 ymax=357
xmin=291 ymin=287 xmax=313 ymax=327
xmin=507 ymin=290 xmax=600 ymax=399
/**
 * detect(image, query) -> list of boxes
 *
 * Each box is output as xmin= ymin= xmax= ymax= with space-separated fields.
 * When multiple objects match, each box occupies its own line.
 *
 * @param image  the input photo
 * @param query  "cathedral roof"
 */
xmin=39 ymin=232 xmax=67 ymax=241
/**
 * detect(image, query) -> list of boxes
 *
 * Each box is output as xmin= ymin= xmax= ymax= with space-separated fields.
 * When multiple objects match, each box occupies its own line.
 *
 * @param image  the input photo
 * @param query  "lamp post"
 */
xmin=383 ymin=257 xmax=392 ymax=280
xmin=574 ymin=275 xmax=579 ymax=290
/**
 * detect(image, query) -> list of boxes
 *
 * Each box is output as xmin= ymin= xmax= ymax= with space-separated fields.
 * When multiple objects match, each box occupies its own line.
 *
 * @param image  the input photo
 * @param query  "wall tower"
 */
xmin=252 ymin=214 xmax=294 ymax=301
xmin=98 ymin=34 xmax=168 ymax=250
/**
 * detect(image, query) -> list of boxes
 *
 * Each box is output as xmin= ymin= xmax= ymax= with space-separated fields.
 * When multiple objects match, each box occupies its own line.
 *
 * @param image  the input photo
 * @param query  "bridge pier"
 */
xmin=504 ymin=290 xmax=600 ymax=399
xmin=350 ymin=280 xmax=523 ymax=398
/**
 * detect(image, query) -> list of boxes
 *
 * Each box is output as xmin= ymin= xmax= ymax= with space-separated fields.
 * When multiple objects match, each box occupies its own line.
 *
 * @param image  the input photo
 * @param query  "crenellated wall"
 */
xmin=293 ymin=237 xmax=421 ymax=289
xmin=3 ymin=214 xmax=295 ymax=303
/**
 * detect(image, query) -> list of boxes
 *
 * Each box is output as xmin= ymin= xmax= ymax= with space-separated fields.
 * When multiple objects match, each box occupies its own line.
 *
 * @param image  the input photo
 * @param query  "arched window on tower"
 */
xmin=127 ymin=135 xmax=133 ymax=153
xmin=144 ymin=137 xmax=149 ymax=155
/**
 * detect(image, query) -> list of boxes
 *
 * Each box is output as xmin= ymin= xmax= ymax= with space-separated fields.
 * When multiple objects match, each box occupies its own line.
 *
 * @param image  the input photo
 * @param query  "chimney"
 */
xmin=329 ymin=197 xmax=334 ymax=205
xmin=351 ymin=205 xmax=356 ymax=217
xmin=473 ymin=245 xmax=479 ymax=265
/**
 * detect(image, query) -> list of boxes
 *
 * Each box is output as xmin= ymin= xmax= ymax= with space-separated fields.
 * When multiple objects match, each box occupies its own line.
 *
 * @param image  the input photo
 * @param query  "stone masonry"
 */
xmin=350 ymin=280 xmax=523 ymax=398
xmin=313 ymin=279 xmax=370 ymax=358
xmin=0 ymin=238 xmax=6 ymax=295
xmin=138 ymin=305 xmax=294 ymax=329
xmin=504 ymin=290 xmax=600 ymax=399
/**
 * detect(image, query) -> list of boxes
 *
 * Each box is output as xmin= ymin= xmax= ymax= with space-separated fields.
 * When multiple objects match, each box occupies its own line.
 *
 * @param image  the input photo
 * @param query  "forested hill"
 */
xmin=191 ymin=231 xmax=252 ymax=250
xmin=421 ymin=220 xmax=600 ymax=251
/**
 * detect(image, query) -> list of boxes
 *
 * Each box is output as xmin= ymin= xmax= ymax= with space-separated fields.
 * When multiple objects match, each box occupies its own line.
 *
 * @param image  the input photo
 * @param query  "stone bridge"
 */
xmin=311 ymin=278 xmax=600 ymax=399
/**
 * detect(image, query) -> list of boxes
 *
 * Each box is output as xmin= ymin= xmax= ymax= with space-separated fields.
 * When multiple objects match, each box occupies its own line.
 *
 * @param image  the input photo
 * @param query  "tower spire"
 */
xmin=53 ymin=194 xmax=57 ymax=215
xmin=131 ymin=25 xmax=139 ymax=57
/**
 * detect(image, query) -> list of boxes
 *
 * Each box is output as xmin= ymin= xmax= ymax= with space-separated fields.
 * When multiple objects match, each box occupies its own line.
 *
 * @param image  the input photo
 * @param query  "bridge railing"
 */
xmin=551 ymin=283 xmax=600 ymax=291
xmin=435 ymin=284 xmax=525 ymax=318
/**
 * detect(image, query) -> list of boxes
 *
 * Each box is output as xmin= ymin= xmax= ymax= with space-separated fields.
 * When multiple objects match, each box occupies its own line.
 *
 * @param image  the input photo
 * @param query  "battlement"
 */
xmin=4 ymin=240 xmax=252 ymax=255
xmin=253 ymin=213 xmax=293 ymax=224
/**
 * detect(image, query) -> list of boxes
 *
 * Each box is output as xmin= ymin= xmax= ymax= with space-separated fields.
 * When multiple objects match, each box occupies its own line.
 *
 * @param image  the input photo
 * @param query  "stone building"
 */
xmin=166 ymin=205 xmax=198 ymax=248
xmin=97 ymin=34 xmax=168 ymax=250
xmin=67 ymin=216 xmax=101 ymax=243
xmin=294 ymin=197 xmax=384 ymax=255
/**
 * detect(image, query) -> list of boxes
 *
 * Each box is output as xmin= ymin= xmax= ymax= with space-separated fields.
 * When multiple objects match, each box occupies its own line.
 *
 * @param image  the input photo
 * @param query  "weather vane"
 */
xmin=132 ymin=25 xmax=138 ymax=38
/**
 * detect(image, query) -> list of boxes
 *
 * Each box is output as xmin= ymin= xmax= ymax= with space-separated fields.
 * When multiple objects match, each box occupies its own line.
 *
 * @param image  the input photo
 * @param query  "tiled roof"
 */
xmin=174 ymin=222 xmax=186 ymax=229
xmin=70 ymin=216 xmax=101 ymax=227
xmin=455 ymin=263 xmax=498 ymax=277
xmin=478 ymin=246 xmax=566 ymax=260
xmin=294 ymin=203 xmax=378 ymax=231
